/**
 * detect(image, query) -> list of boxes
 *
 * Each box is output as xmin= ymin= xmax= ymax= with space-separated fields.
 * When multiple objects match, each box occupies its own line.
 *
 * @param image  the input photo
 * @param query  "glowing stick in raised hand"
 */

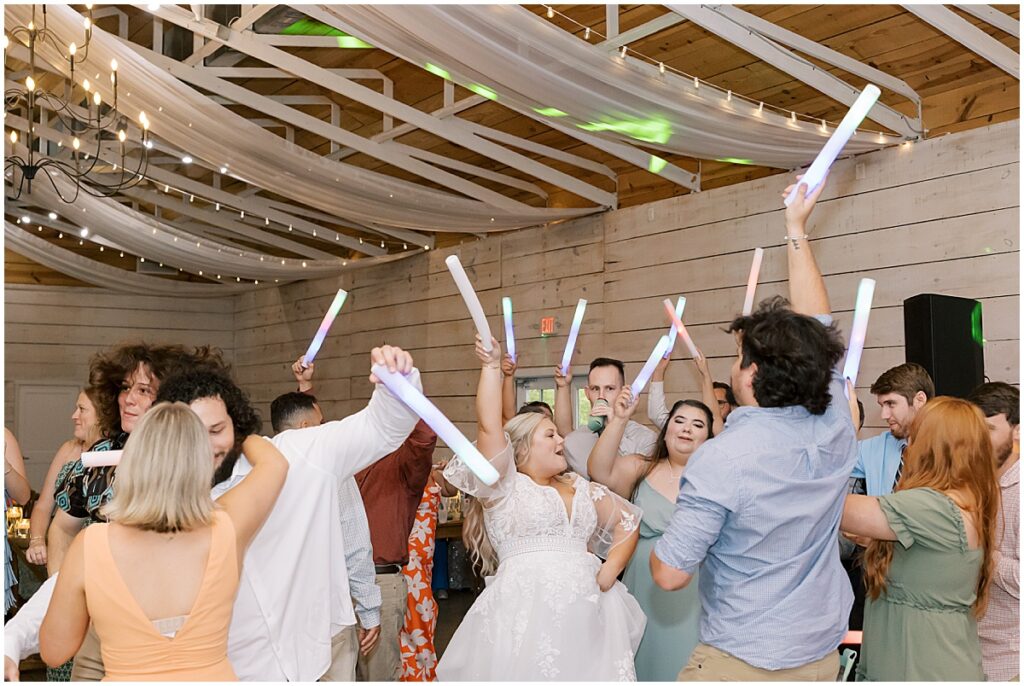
xmin=662 ymin=298 xmax=698 ymax=358
xmin=841 ymin=278 xmax=876 ymax=398
xmin=371 ymin=363 xmax=499 ymax=485
xmin=742 ymin=247 xmax=765 ymax=316
xmin=446 ymin=255 xmax=493 ymax=352
xmin=301 ymin=288 xmax=348 ymax=368
xmin=502 ymin=297 xmax=516 ymax=363
xmin=560 ymin=299 xmax=588 ymax=376
xmin=81 ymin=450 xmax=122 ymax=468
xmin=664 ymin=296 xmax=687 ymax=358
xmin=785 ymin=84 xmax=881 ymax=206
xmin=631 ymin=335 xmax=672 ymax=401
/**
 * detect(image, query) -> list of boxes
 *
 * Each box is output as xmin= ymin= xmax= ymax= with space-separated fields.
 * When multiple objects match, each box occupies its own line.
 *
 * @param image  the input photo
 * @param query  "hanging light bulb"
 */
xmin=659 ymin=62 xmax=665 ymax=75
xmin=757 ymin=102 xmax=764 ymax=114
xmin=619 ymin=45 xmax=627 ymax=58
xmin=181 ymin=155 xmax=192 ymax=164
xmin=239 ymin=210 xmax=245 ymax=219
xmin=48 ymin=211 xmax=57 ymax=220
xmin=215 ymin=203 xmax=220 ymax=211
xmin=9 ymin=130 xmax=17 ymax=144
xmin=584 ymin=27 xmax=591 ymax=40
xmin=547 ymin=6 xmax=554 ymax=18
xmin=693 ymin=76 xmax=699 ymax=89
xmin=80 ymin=228 xmax=89 ymax=237
xmin=380 ymin=240 xmax=385 ymax=248
xmin=219 ymin=165 xmax=227 ymax=174
xmin=726 ymin=90 xmax=732 ymax=102
xmin=791 ymin=111 xmax=797 ymax=124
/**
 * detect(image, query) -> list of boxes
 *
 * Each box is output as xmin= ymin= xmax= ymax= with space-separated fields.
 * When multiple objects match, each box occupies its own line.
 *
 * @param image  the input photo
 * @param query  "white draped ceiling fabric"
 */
xmin=319 ymin=4 xmax=902 ymax=170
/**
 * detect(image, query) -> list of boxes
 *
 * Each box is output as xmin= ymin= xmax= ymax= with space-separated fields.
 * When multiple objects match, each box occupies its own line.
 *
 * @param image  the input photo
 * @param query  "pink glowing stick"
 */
xmin=662 ymin=298 xmax=699 ymax=358
xmin=301 ymin=289 xmax=348 ymax=368
xmin=81 ymin=450 xmax=122 ymax=468
xmin=742 ymin=247 xmax=765 ymax=316
xmin=664 ymin=296 xmax=686 ymax=358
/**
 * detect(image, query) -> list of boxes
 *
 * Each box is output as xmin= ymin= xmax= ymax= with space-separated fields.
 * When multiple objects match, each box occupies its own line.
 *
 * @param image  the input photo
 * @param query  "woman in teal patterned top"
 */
xmin=588 ymin=364 xmax=717 ymax=681
xmin=841 ymin=397 xmax=1000 ymax=681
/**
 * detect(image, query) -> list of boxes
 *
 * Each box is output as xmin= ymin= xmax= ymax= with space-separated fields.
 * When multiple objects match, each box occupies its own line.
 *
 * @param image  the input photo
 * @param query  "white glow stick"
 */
xmin=81 ymin=450 xmax=122 ymax=468
xmin=371 ymin=363 xmax=499 ymax=485
xmin=742 ymin=247 xmax=765 ymax=316
xmin=502 ymin=297 xmax=516 ymax=363
xmin=560 ymin=299 xmax=588 ymax=376
xmin=302 ymin=289 xmax=348 ymax=368
xmin=841 ymin=278 xmax=876 ymax=398
xmin=664 ymin=296 xmax=687 ymax=358
xmin=631 ymin=335 xmax=672 ymax=401
xmin=662 ymin=298 xmax=699 ymax=358
xmin=785 ymin=84 xmax=881 ymax=206
xmin=446 ymin=255 xmax=493 ymax=351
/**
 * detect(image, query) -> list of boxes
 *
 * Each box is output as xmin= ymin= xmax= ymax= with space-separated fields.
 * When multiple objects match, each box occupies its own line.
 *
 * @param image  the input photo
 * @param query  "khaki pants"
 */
xmin=320 ymin=624 xmax=359 ymax=682
xmin=356 ymin=573 xmax=407 ymax=682
xmin=678 ymin=643 xmax=839 ymax=682
xmin=69 ymin=623 xmax=104 ymax=681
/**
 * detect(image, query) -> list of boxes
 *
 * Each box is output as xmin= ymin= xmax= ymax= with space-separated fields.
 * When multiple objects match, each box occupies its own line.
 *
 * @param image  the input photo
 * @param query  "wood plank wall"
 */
xmin=232 ymin=121 xmax=1019 ymax=455
xmin=3 ymin=286 xmax=236 ymax=433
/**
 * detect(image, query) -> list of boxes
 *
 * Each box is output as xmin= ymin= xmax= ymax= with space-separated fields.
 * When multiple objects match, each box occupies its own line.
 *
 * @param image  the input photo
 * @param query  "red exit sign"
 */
xmin=540 ymin=316 xmax=555 ymax=336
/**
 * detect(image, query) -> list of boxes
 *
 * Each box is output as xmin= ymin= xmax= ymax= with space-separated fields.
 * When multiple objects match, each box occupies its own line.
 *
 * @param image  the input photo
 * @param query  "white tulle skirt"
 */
xmin=436 ymin=544 xmax=646 ymax=681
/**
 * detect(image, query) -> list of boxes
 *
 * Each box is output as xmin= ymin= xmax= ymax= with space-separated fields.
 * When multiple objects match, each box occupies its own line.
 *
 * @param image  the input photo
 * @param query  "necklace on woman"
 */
xmin=662 ymin=460 xmax=683 ymax=482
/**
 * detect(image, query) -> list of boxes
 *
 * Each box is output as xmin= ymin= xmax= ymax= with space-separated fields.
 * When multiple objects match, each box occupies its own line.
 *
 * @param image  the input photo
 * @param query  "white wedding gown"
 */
xmin=437 ymin=438 xmax=646 ymax=682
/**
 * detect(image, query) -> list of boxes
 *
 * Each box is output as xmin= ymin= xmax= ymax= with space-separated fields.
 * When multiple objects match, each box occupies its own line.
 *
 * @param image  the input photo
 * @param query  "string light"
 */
xmin=584 ymin=27 xmax=590 ymax=40
xmin=547 ymin=6 xmax=554 ymax=18
xmin=659 ymin=62 xmax=665 ymax=75
xmin=619 ymin=45 xmax=627 ymax=58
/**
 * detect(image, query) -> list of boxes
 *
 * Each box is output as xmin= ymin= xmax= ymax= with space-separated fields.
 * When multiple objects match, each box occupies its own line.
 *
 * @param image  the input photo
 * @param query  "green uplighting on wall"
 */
xmin=648 ymin=155 xmax=668 ymax=174
xmin=424 ymin=63 xmax=451 ymax=80
xmin=716 ymin=157 xmax=755 ymax=165
xmin=533 ymin=106 xmax=568 ymax=117
xmin=466 ymin=84 xmax=498 ymax=101
xmin=335 ymin=36 xmax=373 ymax=48
xmin=576 ymin=116 xmax=672 ymax=144
xmin=282 ymin=18 xmax=372 ymax=48
xmin=971 ymin=302 xmax=985 ymax=347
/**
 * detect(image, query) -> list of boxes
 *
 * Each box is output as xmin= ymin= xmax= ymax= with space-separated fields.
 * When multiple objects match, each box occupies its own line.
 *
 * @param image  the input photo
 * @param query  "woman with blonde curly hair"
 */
xmin=841 ymin=396 xmax=1000 ymax=681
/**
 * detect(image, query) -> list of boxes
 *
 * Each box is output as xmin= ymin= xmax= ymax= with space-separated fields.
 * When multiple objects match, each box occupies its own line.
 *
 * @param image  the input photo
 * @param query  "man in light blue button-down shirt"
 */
xmin=651 ymin=177 xmax=858 ymax=681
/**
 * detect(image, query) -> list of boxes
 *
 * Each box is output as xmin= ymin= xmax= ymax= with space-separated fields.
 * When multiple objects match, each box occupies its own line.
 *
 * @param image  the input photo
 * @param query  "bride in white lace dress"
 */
xmin=437 ymin=337 xmax=646 ymax=681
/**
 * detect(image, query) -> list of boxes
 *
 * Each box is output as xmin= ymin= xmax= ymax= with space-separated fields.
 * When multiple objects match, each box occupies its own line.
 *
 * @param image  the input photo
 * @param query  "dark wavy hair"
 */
xmin=967 ymin=381 xmax=1019 ymax=425
xmin=87 ymin=343 xmax=229 ymax=436
xmin=516 ymin=400 xmax=553 ymax=419
xmin=727 ymin=297 xmax=845 ymax=415
xmin=631 ymin=399 xmax=714 ymax=500
xmin=155 ymin=370 xmax=262 ymax=485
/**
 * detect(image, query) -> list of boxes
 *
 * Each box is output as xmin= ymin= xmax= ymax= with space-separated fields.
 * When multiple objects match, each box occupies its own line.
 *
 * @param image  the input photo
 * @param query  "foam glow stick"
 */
xmin=446 ymin=255 xmax=493 ymax=351
xmin=371 ymin=363 xmax=499 ymax=485
xmin=742 ymin=247 xmax=765 ymax=316
xmin=502 ymin=297 xmax=516 ymax=363
xmin=785 ymin=84 xmax=881 ymax=206
xmin=301 ymin=289 xmax=348 ymax=368
xmin=662 ymin=298 xmax=699 ymax=358
xmin=664 ymin=296 xmax=687 ymax=358
xmin=81 ymin=450 xmax=122 ymax=468
xmin=631 ymin=335 xmax=672 ymax=401
xmin=841 ymin=278 xmax=876 ymax=397
xmin=560 ymin=299 xmax=588 ymax=376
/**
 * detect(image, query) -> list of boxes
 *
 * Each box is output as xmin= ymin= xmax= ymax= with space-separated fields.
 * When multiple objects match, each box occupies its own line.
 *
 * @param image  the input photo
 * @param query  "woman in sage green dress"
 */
xmin=588 ymin=353 xmax=718 ymax=681
xmin=841 ymin=397 xmax=1000 ymax=681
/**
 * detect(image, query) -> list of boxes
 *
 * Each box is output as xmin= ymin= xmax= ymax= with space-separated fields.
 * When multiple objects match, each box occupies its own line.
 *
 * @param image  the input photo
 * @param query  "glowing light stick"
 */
xmin=560 ymin=299 xmax=588 ymax=376
xmin=81 ymin=450 xmax=122 ymax=468
xmin=371 ymin=364 xmax=499 ymax=485
xmin=631 ymin=335 xmax=672 ymax=401
xmin=742 ymin=247 xmax=765 ymax=316
xmin=785 ymin=84 xmax=881 ymax=206
xmin=502 ymin=297 xmax=516 ymax=363
xmin=841 ymin=278 xmax=876 ymax=397
xmin=301 ymin=289 xmax=348 ymax=368
xmin=445 ymin=255 xmax=493 ymax=351
xmin=664 ymin=296 xmax=686 ymax=358
xmin=662 ymin=298 xmax=698 ymax=358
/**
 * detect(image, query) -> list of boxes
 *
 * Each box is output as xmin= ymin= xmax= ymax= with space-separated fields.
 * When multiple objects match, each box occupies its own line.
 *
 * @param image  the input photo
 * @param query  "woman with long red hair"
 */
xmin=841 ymin=396 xmax=1000 ymax=681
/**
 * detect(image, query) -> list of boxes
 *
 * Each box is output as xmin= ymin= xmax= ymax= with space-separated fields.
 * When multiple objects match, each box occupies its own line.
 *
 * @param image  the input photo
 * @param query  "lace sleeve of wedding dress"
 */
xmin=442 ymin=434 xmax=516 ymax=507
xmin=585 ymin=480 xmax=643 ymax=560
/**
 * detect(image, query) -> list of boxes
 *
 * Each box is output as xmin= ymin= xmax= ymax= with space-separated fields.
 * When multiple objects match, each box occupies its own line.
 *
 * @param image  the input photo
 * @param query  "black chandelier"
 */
xmin=4 ymin=5 xmax=151 ymax=204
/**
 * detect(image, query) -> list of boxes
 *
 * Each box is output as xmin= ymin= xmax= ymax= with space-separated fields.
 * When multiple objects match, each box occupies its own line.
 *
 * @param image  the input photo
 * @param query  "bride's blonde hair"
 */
xmin=462 ymin=412 xmax=545 ymax=576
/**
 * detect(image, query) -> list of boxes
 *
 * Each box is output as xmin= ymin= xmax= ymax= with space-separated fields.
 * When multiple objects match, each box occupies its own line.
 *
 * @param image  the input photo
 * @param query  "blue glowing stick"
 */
xmin=785 ymin=84 xmax=881 ymax=206
xmin=560 ymin=299 xmax=588 ymax=376
xmin=302 ymin=289 xmax=348 ymax=368
xmin=371 ymin=364 xmax=499 ymax=485
xmin=841 ymin=278 xmax=876 ymax=398
xmin=664 ymin=296 xmax=687 ymax=358
xmin=502 ymin=297 xmax=516 ymax=363
xmin=631 ymin=335 xmax=672 ymax=401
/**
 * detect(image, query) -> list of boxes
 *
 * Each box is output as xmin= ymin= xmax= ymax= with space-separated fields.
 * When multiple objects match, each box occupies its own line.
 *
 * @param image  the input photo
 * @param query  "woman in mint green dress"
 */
xmin=841 ymin=397 xmax=1000 ymax=682
xmin=589 ymin=377 xmax=716 ymax=681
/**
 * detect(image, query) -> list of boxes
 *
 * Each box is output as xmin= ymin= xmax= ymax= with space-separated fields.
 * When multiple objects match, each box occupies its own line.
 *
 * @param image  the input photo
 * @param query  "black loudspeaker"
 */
xmin=903 ymin=294 xmax=985 ymax=399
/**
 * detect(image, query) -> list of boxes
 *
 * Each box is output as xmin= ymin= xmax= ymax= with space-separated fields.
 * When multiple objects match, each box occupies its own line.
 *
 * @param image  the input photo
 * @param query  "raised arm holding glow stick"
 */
xmin=301 ymin=288 xmax=348 ymax=368
xmin=785 ymin=84 xmax=881 ymax=206
xmin=631 ymin=336 xmax=672 ymax=401
xmin=742 ymin=248 xmax=765 ymax=316
xmin=371 ymin=363 xmax=499 ymax=485
xmin=662 ymin=298 xmax=699 ymax=358
xmin=664 ymin=296 xmax=687 ymax=358
xmin=502 ymin=297 xmax=516 ymax=363
xmin=446 ymin=255 xmax=494 ymax=352
xmin=81 ymin=450 xmax=122 ymax=468
xmin=841 ymin=278 xmax=877 ymax=398
xmin=560 ymin=299 xmax=588 ymax=376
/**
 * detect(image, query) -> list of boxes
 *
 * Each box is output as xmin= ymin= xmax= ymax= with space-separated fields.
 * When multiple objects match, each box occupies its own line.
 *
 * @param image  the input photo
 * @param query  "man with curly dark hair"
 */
xmin=652 ymin=176 xmax=859 ymax=681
